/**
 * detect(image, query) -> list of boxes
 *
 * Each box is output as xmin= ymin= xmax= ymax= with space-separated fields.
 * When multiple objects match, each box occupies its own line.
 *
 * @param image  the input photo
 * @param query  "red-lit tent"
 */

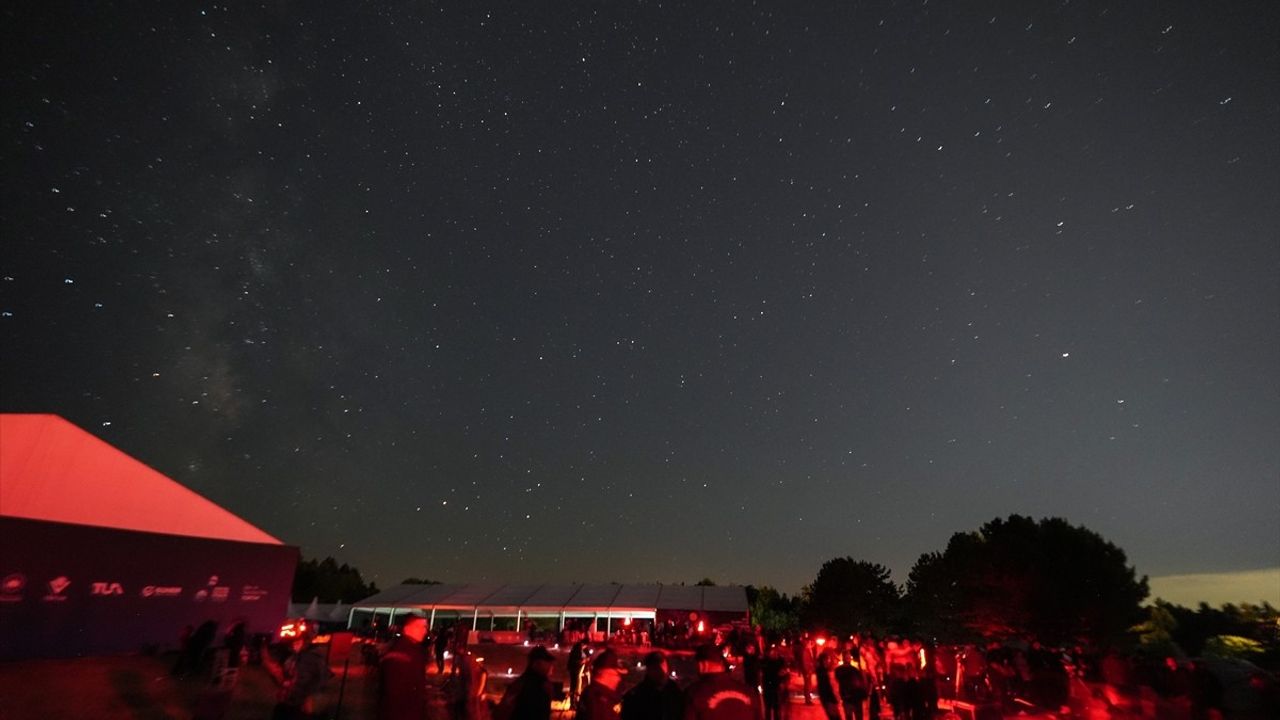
xmin=0 ymin=414 xmax=298 ymax=659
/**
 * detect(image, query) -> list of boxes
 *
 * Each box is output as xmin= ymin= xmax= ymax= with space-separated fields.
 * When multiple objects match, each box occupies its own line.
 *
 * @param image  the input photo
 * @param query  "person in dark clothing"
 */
xmin=271 ymin=631 xmax=331 ymax=720
xmin=579 ymin=649 xmax=626 ymax=720
xmin=685 ymin=644 xmax=763 ymax=720
xmin=379 ymin=616 xmax=429 ymax=720
xmin=186 ymin=620 xmax=219 ymax=676
xmin=815 ymin=650 xmax=843 ymax=720
xmin=224 ymin=620 xmax=247 ymax=668
xmin=434 ymin=627 xmax=451 ymax=675
xmin=568 ymin=641 xmax=588 ymax=708
xmin=623 ymin=651 xmax=685 ymax=720
xmin=742 ymin=641 xmax=762 ymax=694
xmin=496 ymin=645 xmax=556 ymax=720
xmin=760 ymin=644 xmax=790 ymax=720
xmin=834 ymin=649 xmax=867 ymax=720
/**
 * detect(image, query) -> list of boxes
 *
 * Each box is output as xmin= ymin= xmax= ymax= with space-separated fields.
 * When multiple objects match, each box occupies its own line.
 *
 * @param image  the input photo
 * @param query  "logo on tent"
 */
xmin=91 ymin=582 xmax=125 ymax=596
xmin=44 ymin=576 xmax=71 ymax=601
xmin=142 ymin=585 xmax=183 ymax=598
xmin=1 ymin=573 xmax=25 ymax=602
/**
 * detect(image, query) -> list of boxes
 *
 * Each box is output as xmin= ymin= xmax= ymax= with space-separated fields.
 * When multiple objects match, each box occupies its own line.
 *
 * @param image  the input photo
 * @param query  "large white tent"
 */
xmin=351 ymin=582 xmax=749 ymax=639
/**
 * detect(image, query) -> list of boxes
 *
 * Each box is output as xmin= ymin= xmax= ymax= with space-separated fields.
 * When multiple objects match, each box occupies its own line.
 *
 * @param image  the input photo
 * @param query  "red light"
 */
xmin=279 ymin=620 xmax=308 ymax=639
xmin=815 ymin=637 xmax=827 ymax=647
xmin=697 ymin=620 xmax=705 ymax=633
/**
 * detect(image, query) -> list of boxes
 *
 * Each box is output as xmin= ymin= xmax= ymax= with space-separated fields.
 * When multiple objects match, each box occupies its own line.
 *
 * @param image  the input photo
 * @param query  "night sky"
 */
xmin=3 ymin=2 xmax=1278 ymax=601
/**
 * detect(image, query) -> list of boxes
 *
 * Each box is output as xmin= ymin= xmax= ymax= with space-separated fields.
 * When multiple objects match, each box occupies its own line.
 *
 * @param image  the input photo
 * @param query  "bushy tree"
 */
xmin=747 ymin=585 xmax=800 ymax=634
xmin=801 ymin=557 xmax=900 ymax=636
xmin=903 ymin=515 xmax=1148 ymax=646
xmin=291 ymin=556 xmax=379 ymax=603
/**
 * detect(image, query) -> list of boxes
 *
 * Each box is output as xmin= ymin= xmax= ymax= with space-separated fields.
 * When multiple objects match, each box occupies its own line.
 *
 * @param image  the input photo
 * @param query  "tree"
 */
xmin=747 ymin=585 xmax=800 ymax=634
xmin=801 ymin=557 xmax=900 ymax=636
xmin=903 ymin=515 xmax=1148 ymax=646
xmin=695 ymin=578 xmax=717 ymax=586
xmin=400 ymin=577 xmax=443 ymax=585
xmin=291 ymin=556 xmax=379 ymax=603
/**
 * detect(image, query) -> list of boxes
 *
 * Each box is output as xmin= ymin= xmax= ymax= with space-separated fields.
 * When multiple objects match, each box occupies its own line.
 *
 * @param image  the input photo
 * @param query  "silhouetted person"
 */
xmin=496 ymin=645 xmax=555 ymax=720
xmin=454 ymin=649 xmax=491 ymax=720
xmin=435 ymin=627 xmax=451 ymax=674
xmin=816 ymin=650 xmax=843 ymax=720
xmin=568 ymin=641 xmax=588 ymax=708
xmin=224 ymin=620 xmax=247 ymax=668
xmin=580 ymin=649 xmax=626 ymax=720
xmin=623 ymin=651 xmax=685 ymax=720
xmin=187 ymin=620 xmax=219 ymax=675
xmin=270 ymin=630 xmax=329 ymax=720
xmin=760 ymin=644 xmax=790 ymax=720
xmin=794 ymin=635 xmax=816 ymax=705
xmin=835 ymin=649 xmax=867 ymax=720
xmin=379 ymin=616 xmax=429 ymax=720
xmin=684 ymin=644 xmax=763 ymax=720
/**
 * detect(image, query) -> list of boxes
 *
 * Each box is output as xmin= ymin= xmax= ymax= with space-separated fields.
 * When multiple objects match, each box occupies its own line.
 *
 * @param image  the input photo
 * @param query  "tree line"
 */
xmin=291 ymin=514 xmax=1277 ymax=664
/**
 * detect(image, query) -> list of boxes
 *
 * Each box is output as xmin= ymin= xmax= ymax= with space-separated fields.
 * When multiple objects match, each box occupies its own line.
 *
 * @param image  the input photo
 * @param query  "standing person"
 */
xmin=835 ymin=649 xmax=867 ymax=720
xmin=270 ymin=630 xmax=330 ymax=720
xmin=793 ymin=635 xmax=816 ymax=705
xmin=815 ymin=650 xmax=843 ymax=720
xmin=434 ymin=626 xmax=451 ymax=675
xmin=742 ymin=641 xmax=762 ymax=694
xmin=454 ymin=650 xmax=491 ymax=720
xmin=684 ymin=644 xmax=763 ymax=720
xmin=760 ymin=643 xmax=790 ymax=720
xmin=579 ymin=649 xmax=627 ymax=720
xmin=568 ymin=641 xmax=588 ymax=708
xmin=623 ymin=651 xmax=684 ymax=720
xmin=495 ymin=645 xmax=556 ymax=720
xmin=379 ymin=616 xmax=429 ymax=720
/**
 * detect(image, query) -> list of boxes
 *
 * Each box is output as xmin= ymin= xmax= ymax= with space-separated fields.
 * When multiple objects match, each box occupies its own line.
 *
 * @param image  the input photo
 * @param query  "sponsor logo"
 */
xmin=0 ymin=573 xmax=25 ymax=602
xmin=141 ymin=585 xmax=183 ymax=598
xmin=44 ymin=575 xmax=71 ymax=602
xmin=91 ymin=582 xmax=125 ymax=596
xmin=240 ymin=585 xmax=269 ymax=602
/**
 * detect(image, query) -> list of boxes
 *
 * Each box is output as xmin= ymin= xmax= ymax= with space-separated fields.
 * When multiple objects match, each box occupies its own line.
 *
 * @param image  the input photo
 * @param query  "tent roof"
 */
xmin=354 ymin=583 xmax=748 ymax=613
xmin=0 ymin=413 xmax=282 ymax=545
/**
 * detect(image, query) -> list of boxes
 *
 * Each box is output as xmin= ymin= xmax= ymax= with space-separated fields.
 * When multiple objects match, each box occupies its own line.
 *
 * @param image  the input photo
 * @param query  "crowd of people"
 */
xmin=167 ymin=617 xmax=1253 ymax=720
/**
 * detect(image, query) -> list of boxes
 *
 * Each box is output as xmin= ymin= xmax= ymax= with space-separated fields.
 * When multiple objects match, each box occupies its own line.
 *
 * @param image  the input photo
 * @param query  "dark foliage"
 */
xmin=291 ymin=556 xmax=379 ymax=603
xmin=746 ymin=585 xmax=801 ymax=634
xmin=904 ymin=515 xmax=1148 ymax=646
xmin=801 ymin=557 xmax=900 ymax=636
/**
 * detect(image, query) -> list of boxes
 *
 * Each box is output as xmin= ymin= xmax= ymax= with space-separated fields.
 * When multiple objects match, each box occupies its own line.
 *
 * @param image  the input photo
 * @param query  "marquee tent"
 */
xmin=350 ymin=582 xmax=749 ymax=640
xmin=0 ymin=414 xmax=298 ymax=659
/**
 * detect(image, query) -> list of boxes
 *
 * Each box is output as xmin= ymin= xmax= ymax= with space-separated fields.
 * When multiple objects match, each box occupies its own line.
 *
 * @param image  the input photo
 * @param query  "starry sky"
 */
xmin=3 ymin=2 xmax=1278 ymax=602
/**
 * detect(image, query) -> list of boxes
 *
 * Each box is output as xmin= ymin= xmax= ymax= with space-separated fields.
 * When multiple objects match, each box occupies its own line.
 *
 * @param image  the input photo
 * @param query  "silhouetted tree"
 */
xmin=695 ymin=578 xmax=717 ymax=586
xmin=801 ymin=558 xmax=900 ymax=636
xmin=291 ymin=556 xmax=379 ymax=603
xmin=400 ymin=577 xmax=443 ymax=585
xmin=903 ymin=515 xmax=1147 ymax=646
